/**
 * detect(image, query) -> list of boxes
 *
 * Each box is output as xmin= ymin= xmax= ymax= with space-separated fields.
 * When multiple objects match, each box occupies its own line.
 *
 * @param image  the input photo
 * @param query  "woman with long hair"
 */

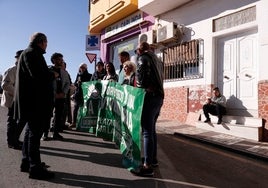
xmin=103 ymin=62 xmax=118 ymax=82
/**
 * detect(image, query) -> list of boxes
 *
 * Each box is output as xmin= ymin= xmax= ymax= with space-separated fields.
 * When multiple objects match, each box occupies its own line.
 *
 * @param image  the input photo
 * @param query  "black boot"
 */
xmin=29 ymin=165 xmax=54 ymax=180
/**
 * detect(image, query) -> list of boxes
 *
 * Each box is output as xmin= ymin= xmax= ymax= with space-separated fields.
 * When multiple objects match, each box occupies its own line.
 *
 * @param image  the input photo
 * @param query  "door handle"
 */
xmin=245 ymin=73 xmax=252 ymax=78
xmin=224 ymin=75 xmax=230 ymax=79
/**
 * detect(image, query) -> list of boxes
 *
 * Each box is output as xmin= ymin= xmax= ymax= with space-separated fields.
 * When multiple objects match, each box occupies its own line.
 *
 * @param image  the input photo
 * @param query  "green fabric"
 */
xmin=77 ymin=80 xmax=145 ymax=171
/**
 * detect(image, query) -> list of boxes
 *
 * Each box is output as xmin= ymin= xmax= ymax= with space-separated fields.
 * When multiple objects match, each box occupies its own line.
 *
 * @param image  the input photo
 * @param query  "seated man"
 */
xmin=203 ymin=87 xmax=226 ymax=124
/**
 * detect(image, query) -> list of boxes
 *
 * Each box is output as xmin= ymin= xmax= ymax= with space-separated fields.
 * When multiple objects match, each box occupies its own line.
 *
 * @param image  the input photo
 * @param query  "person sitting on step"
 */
xmin=203 ymin=87 xmax=226 ymax=124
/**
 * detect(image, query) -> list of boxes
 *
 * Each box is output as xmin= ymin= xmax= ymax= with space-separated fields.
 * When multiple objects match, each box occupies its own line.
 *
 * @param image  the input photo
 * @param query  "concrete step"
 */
xmin=197 ymin=114 xmax=263 ymax=141
xmin=200 ymin=114 xmax=262 ymax=127
xmin=196 ymin=121 xmax=262 ymax=141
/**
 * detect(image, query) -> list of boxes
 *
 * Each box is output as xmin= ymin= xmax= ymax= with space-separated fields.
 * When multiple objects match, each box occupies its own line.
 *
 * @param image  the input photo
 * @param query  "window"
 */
xmin=163 ymin=39 xmax=204 ymax=81
xmin=109 ymin=36 xmax=138 ymax=72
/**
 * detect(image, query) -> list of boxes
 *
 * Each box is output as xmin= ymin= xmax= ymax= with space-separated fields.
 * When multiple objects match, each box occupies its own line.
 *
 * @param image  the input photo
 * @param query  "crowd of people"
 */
xmin=0 ymin=31 xmax=165 ymax=180
xmin=0 ymin=30 xmax=229 ymax=181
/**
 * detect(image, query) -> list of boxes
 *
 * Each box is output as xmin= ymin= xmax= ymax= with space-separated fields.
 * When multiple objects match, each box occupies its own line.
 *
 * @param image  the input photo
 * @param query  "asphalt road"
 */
xmin=1 ymin=105 xmax=268 ymax=188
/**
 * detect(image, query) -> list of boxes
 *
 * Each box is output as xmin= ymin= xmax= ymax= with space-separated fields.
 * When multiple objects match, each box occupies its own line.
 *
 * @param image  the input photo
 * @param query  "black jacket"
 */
xmin=136 ymin=51 xmax=164 ymax=98
xmin=122 ymin=72 xmax=136 ymax=86
xmin=90 ymin=70 xmax=106 ymax=81
xmin=14 ymin=43 xmax=54 ymax=120
xmin=73 ymin=70 xmax=92 ymax=105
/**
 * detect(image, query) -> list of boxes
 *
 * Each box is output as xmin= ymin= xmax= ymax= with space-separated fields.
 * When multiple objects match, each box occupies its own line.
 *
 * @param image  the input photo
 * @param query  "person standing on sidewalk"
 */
xmin=70 ymin=63 xmax=92 ymax=128
xmin=62 ymin=62 xmax=73 ymax=127
xmin=118 ymin=51 xmax=130 ymax=84
xmin=1 ymin=50 xmax=26 ymax=149
xmin=90 ymin=61 xmax=106 ymax=81
xmin=48 ymin=53 xmax=70 ymax=139
xmin=134 ymin=42 xmax=164 ymax=176
xmin=103 ymin=62 xmax=118 ymax=82
xmin=121 ymin=60 xmax=137 ymax=86
xmin=14 ymin=32 xmax=55 ymax=180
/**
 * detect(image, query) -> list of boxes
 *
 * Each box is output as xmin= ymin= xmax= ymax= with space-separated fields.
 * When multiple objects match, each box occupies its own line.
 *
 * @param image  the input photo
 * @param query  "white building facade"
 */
xmin=138 ymin=0 xmax=268 ymax=141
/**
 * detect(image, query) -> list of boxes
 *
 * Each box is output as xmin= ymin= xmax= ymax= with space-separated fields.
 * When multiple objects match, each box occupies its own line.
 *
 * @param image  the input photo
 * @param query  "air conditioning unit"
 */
xmin=157 ymin=22 xmax=180 ymax=43
xmin=138 ymin=30 xmax=156 ymax=45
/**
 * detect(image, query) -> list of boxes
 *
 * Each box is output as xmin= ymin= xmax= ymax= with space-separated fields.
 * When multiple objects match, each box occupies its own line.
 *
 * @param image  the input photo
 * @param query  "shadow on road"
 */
xmin=41 ymin=145 xmax=123 ymax=168
xmin=49 ymin=171 xmax=192 ymax=188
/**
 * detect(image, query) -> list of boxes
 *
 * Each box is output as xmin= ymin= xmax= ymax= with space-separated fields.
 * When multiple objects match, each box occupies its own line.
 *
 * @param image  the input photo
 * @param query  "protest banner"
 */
xmin=76 ymin=81 xmax=102 ymax=133
xmin=77 ymin=80 xmax=145 ymax=171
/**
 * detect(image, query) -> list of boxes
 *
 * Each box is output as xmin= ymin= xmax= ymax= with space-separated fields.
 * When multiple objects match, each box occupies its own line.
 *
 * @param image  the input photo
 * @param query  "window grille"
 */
xmin=163 ymin=39 xmax=204 ymax=81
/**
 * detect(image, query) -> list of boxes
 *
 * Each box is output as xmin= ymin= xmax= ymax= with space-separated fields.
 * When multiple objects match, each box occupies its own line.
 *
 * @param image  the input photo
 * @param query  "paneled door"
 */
xmin=217 ymin=30 xmax=258 ymax=116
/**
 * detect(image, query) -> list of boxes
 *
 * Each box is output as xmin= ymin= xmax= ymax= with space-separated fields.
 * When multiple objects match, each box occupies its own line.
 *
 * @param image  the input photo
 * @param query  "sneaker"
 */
xmin=204 ymin=118 xmax=211 ymax=123
xmin=41 ymin=135 xmax=49 ymax=141
xmin=131 ymin=166 xmax=154 ymax=177
xmin=51 ymin=133 xmax=63 ymax=140
xmin=68 ymin=123 xmax=76 ymax=128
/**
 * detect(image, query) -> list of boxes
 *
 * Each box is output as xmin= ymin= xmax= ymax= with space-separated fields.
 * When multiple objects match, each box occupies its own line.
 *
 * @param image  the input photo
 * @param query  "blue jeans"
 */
xmin=22 ymin=118 xmax=44 ymax=169
xmin=141 ymin=93 xmax=163 ymax=166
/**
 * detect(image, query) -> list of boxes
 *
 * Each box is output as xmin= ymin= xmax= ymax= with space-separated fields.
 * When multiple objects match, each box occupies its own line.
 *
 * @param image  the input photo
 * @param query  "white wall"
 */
xmin=258 ymin=0 xmax=268 ymax=81
xmin=157 ymin=0 xmax=261 ymax=88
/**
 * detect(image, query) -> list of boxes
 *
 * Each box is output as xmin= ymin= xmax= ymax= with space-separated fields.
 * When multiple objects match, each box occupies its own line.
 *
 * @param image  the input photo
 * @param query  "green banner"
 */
xmin=77 ymin=81 xmax=102 ymax=133
xmin=77 ymin=80 xmax=145 ymax=171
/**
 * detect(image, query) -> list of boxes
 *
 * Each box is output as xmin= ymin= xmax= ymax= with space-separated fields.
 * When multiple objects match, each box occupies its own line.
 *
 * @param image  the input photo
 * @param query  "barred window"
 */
xmin=163 ymin=39 xmax=204 ymax=81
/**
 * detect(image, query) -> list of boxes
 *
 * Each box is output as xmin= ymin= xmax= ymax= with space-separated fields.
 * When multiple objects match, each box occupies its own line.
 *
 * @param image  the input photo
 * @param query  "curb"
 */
xmin=173 ymin=131 xmax=268 ymax=162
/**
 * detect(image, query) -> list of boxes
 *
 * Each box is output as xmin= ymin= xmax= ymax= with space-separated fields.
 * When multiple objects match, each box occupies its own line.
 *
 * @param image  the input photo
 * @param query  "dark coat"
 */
xmin=90 ymin=70 xmax=106 ymax=81
xmin=122 ymin=72 xmax=136 ymax=86
xmin=14 ymin=43 xmax=54 ymax=121
xmin=73 ymin=70 xmax=92 ymax=105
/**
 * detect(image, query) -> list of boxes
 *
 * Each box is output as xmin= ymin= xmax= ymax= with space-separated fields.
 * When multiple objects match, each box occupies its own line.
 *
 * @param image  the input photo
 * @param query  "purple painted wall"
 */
xmin=100 ymin=13 xmax=155 ymax=63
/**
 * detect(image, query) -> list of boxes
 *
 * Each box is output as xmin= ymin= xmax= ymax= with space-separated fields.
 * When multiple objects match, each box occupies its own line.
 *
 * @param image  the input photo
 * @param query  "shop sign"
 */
xmin=105 ymin=11 xmax=143 ymax=38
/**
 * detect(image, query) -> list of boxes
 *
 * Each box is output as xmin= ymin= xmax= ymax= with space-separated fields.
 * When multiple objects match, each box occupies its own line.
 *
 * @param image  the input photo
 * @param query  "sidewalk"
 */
xmin=156 ymin=120 xmax=268 ymax=161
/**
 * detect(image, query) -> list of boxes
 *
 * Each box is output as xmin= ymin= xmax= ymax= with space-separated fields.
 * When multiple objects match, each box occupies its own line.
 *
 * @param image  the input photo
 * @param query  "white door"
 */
xmin=217 ymin=30 xmax=258 ymax=116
